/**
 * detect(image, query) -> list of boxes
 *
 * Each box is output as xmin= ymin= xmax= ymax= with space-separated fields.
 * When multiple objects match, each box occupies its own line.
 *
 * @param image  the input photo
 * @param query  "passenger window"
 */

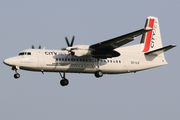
xmin=119 ymin=60 xmax=121 ymax=63
xmin=110 ymin=60 xmax=112 ymax=63
xmin=59 ymin=58 xmax=61 ymax=61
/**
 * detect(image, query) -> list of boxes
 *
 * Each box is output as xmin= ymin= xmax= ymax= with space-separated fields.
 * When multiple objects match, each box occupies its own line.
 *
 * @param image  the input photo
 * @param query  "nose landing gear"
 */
xmin=14 ymin=73 xmax=20 ymax=79
xmin=12 ymin=66 xmax=20 ymax=79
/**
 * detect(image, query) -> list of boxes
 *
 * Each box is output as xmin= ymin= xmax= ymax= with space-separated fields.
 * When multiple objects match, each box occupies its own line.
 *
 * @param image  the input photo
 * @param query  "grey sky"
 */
xmin=0 ymin=0 xmax=180 ymax=120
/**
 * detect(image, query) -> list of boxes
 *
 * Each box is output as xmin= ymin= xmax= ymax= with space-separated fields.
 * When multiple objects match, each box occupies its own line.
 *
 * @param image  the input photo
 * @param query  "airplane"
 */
xmin=3 ymin=16 xmax=176 ymax=86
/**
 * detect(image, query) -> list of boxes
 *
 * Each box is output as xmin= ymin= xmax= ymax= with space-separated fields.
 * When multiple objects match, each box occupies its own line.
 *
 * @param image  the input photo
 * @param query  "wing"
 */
xmin=90 ymin=27 xmax=152 ymax=53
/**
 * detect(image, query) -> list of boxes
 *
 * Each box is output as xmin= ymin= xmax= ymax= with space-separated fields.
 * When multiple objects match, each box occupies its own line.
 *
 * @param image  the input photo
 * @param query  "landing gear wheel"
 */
xmin=14 ymin=73 xmax=20 ymax=79
xmin=95 ymin=70 xmax=103 ymax=78
xmin=60 ymin=79 xmax=69 ymax=86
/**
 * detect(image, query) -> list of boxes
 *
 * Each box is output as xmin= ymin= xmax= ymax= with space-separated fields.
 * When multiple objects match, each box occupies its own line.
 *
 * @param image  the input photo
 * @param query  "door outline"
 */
xmin=37 ymin=51 xmax=44 ymax=69
xmin=123 ymin=58 xmax=129 ymax=71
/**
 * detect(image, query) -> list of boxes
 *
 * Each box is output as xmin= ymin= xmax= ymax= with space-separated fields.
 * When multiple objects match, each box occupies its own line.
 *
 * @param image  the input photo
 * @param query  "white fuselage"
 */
xmin=3 ymin=16 xmax=175 ymax=86
xmin=4 ymin=44 xmax=168 ymax=74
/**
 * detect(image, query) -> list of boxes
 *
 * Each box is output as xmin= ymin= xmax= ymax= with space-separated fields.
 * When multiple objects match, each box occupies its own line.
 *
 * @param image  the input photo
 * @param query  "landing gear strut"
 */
xmin=94 ymin=58 xmax=103 ymax=78
xmin=12 ymin=67 xmax=20 ymax=79
xmin=59 ymin=72 xmax=69 ymax=86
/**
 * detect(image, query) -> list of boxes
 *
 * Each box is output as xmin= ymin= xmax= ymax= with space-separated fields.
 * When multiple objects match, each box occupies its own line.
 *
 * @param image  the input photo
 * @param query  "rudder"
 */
xmin=141 ymin=16 xmax=163 ymax=52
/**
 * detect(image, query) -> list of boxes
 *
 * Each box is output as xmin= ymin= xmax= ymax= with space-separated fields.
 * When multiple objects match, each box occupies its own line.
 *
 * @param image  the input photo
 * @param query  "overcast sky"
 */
xmin=0 ymin=0 xmax=180 ymax=120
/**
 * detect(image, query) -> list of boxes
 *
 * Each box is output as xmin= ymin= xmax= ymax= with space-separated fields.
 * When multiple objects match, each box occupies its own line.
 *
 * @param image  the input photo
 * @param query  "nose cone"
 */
xmin=3 ymin=58 xmax=11 ymax=66
xmin=3 ymin=57 xmax=19 ymax=67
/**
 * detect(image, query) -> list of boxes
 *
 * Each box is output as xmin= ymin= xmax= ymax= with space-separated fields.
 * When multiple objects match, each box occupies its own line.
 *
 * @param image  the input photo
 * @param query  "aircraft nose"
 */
xmin=3 ymin=58 xmax=11 ymax=66
xmin=3 ymin=57 xmax=18 ymax=67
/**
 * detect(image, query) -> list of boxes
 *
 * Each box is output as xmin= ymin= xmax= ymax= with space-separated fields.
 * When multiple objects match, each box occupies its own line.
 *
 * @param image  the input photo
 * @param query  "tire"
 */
xmin=14 ymin=73 xmax=20 ymax=79
xmin=60 ymin=79 xmax=69 ymax=86
xmin=94 ymin=70 xmax=103 ymax=78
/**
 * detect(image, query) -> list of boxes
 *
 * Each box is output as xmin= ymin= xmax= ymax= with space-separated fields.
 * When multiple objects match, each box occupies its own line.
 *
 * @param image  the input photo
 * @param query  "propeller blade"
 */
xmin=70 ymin=36 xmax=75 ymax=47
xmin=71 ymin=52 xmax=75 ymax=56
xmin=65 ymin=36 xmax=75 ymax=47
xmin=65 ymin=37 xmax=70 ymax=47
xmin=61 ymin=48 xmax=66 ymax=50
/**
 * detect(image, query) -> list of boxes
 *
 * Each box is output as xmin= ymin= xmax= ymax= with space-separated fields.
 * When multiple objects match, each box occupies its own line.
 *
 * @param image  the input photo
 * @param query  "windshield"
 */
xmin=18 ymin=52 xmax=31 ymax=56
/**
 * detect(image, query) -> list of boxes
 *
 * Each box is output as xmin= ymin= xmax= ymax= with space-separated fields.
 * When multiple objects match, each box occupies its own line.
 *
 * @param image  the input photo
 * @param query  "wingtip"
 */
xmin=171 ymin=44 xmax=177 ymax=47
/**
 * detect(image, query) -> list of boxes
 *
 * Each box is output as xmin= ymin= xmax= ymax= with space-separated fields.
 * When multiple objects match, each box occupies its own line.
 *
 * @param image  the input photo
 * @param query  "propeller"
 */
xmin=31 ymin=45 xmax=42 ymax=49
xmin=38 ymin=45 xmax=41 ymax=49
xmin=63 ymin=36 xmax=76 ymax=55
xmin=65 ymin=36 xmax=75 ymax=47
xmin=61 ymin=36 xmax=75 ymax=51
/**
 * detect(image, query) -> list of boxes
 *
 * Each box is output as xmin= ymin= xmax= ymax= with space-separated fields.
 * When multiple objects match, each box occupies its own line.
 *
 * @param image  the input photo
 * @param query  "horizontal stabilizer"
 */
xmin=145 ymin=45 xmax=176 ymax=55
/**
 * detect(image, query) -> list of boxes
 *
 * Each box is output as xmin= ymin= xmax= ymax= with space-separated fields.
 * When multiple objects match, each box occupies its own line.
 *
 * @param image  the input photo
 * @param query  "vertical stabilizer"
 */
xmin=141 ymin=16 xmax=163 ymax=52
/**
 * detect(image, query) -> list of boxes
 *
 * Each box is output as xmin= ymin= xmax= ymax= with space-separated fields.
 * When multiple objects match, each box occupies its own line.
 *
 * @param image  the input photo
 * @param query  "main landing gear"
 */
xmin=12 ymin=67 xmax=20 ymax=79
xmin=59 ymin=72 xmax=69 ymax=86
xmin=94 ymin=58 xmax=103 ymax=78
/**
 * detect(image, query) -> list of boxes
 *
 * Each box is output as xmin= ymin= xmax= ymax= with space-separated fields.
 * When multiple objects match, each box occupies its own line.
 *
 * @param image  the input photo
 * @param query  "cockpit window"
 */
xmin=18 ymin=52 xmax=31 ymax=56
xmin=18 ymin=52 xmax=24 ymax=56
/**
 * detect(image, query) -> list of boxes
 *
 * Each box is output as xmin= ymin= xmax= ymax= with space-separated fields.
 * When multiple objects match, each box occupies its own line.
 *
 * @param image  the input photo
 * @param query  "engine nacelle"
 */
xmin=72 ymin=49 xmax=92 ymax=57
xmin=67 ymin=45 xmax=92 ymax=57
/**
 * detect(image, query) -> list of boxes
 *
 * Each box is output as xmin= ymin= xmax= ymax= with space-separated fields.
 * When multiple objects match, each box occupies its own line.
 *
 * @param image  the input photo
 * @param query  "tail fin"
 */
xmin=141 ymin=16 xmax=163 ymax=52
